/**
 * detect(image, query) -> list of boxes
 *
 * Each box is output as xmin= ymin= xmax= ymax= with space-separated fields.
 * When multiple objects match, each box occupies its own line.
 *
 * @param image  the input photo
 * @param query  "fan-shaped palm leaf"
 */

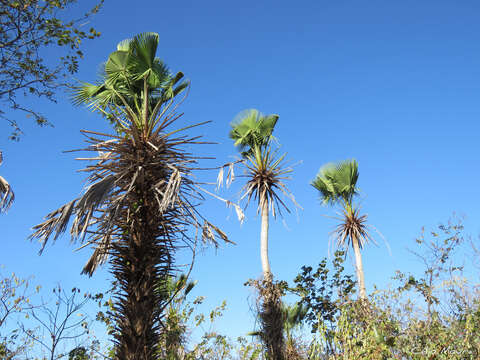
xmin=312 ymin=159 xmax=359 ymax=207
xmin=71 ymin=32 xmax=188 ymax=137
xmin=229 ymin=109 xmax=278 ymax=157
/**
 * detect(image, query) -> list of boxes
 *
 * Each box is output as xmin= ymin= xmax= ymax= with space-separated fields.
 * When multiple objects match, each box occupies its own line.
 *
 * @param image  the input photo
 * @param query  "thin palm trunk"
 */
xmin=352 ymin=236 xmax=366 ymax=299
xmin=260 ymin=201 xmax=271 ymax=278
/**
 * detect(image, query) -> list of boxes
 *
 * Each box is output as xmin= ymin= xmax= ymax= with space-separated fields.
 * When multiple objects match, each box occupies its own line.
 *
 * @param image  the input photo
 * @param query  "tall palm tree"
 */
xmin=229 ymin=109 xmax=292 ymax=279
xmin=0 ymin=151 xmax=14 ymax=213
xmin=229 ymin=109 xmax=295 ymax=360
xmin=30 ymin=33 xmax=229 ymax=360
xmin=311 ymin=159 xmax=373 ymax=300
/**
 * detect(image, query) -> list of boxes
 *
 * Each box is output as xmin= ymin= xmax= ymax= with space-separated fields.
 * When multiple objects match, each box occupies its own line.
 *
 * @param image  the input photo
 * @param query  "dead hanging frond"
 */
xmin=195 ymin=184 xmax=245 ymax=224
xmin=0 ymin=175 xmax=14 ymax=213
xmin=72 ymin=175 xmax=117 ymax=238
xmin=157 ymin=167 xmax=181 ymax=213
xmin=0 ymin=152 xmax=14 ymax=213
xmin=216 ymin=160 xmax=238 ymax=190
xmin=201 ymin=220 xmax=235 ymax=247
xmin=30 ymin=200 xmax=77 ymax=252
xmin=30 ymin=107 xmax=232 ymax=274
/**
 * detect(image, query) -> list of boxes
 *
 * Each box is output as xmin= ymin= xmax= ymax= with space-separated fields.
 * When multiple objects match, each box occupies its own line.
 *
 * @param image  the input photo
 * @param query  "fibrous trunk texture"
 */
xmin=109 ymin=137 xmax=180 ymax=360
xmin=256 ymin=275 xmax=285 ymax=360
xmin=30 ymin=123 xmax=230 ymax=360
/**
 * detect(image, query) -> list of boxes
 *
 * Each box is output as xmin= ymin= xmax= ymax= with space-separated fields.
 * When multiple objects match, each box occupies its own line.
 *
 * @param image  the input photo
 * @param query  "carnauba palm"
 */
xmin=229 ymin=109 xmax=294 ymax=278
xmin=30 ymin=33 xmax=229 ymax=360
xmin=229 ymin=109 xmax=296 ymax=360
xmin=311 ymin=159 xmax=373 ymax=300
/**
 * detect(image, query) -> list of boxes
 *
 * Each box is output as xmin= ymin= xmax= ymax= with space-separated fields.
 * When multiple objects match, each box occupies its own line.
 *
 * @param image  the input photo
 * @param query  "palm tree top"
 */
xmin=311 ymin=159 xmax=359 ymax=207
xmin=71 ymin=32 xmax=188 ymax=136
xmin=229 ymin=109 xmax=279 ymax=157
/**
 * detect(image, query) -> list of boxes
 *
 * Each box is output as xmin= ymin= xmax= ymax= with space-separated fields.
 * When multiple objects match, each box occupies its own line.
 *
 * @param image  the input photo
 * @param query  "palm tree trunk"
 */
xmin=352 ymin=236 xmax=367 ymax=300
xmin=260 ymin=201 xmax=271 ymax=278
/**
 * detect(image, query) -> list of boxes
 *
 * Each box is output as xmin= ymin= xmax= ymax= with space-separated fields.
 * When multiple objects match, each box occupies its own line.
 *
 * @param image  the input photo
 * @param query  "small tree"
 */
xmin=0 ymin=0 xmax=102 ymax=138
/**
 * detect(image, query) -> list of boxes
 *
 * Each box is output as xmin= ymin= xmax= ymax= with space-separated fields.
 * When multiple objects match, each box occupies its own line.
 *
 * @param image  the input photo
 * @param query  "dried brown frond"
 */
xmin=30 ymin=104 xmax=231 ymax=359
xmin=30 ymin=123 xmax=228 ymax=271
xmin=0 ymin=175 xmax=14 ymax=213
xmin=0 ymin=152 xmax=14 ymax=213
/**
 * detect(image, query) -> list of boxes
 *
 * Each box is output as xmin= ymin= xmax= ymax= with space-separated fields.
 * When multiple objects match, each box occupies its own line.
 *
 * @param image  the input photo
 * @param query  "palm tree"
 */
xmin=229 ymin=109 xmax=293 ymax=279
xmin=229 ymin=109 xmax=295 ymax=360
xmin=0 ymin=151 xmax=14 ymax=213
xmin=311 ymin=159 xmax=373 ymax=300
xmin=30 ymin=33 xmax=229 ymax=360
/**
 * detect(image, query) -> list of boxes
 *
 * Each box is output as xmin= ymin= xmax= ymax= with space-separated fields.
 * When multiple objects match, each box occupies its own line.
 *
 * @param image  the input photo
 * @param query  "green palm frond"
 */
xmin=131 ymin=32 xmax=159 ymax=70
xmin=104 ymin=50 xmax=131 ymax=88
xmin=70 ymin=32 xmax=187 ymax=138
xmin=311 ymin=159 xmax=359 ymax=207
xmin=116 ymin=38 xmax=132 ymax=51
xmin=229 ymin=109 xmax=279 ymax=157
xmin=282 ymin=303 xmax=307 ymax=332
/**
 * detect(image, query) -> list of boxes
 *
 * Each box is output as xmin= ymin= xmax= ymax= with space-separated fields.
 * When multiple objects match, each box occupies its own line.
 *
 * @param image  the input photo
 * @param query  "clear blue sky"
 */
xmin=1 ymin=0 xmax=480 ymax=341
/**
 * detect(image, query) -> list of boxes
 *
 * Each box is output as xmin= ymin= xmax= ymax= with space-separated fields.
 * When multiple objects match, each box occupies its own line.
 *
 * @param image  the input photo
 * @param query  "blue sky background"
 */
xmin=1 ymin=0 xmax=480 ymax=342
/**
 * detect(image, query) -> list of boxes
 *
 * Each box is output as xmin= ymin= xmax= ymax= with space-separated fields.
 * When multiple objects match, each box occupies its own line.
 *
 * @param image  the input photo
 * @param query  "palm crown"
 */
xmin=311 ymin=159 xmax=359 ymax=209
xmin=229 ymin=109 xmax=279 ymax=157
xmin=72 ymin=32 xmax=188 ymax=136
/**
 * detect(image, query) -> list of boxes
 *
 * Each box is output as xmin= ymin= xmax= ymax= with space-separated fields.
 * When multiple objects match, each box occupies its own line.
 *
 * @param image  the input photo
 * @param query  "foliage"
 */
xmin=306 ymin=218 xmax=480 ymax=360
xmin=0 ymin=0 xmax=102 ymax=139
xmin=292 ymin=250 xmax=356 ymax=335
xmin=0 ymin=271 xmax=38 ymax=359
xmin=0 ymin=271 xmax=107 ymax=359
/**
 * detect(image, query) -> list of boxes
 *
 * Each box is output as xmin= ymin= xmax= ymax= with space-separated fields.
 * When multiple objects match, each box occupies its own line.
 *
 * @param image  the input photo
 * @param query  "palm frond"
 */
xmin=0 ymin=151 xmax=13 ymax=212
xmin=229 ymin=109 xmax=278 ymax=157
xmin=312 ymin=159 xmax=359 ymax=207
xmin=30 ymin=200 xmax=78 ymax=253
xmin=104 ymin=50 xmax=130 ymax=87
xmin=131 ymin=32 xmax=159 ymax=69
